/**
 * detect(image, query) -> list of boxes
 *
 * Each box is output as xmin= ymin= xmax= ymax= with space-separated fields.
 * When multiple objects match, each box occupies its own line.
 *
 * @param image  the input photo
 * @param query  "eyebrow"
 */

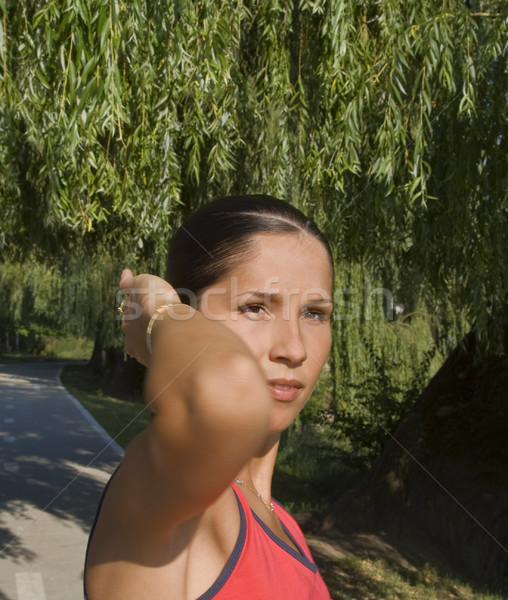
xmin=306 ymin=298 xmax=333 ymax=304
xmin=237 ymin=290 xmax=333 ymax=304
xmin=239 ymin=291 xmax=280 ymax=302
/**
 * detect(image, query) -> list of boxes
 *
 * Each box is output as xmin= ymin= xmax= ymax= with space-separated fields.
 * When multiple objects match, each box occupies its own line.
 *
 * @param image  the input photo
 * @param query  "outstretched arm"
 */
xmin=116 ymin=269 xmax=271 ymax=530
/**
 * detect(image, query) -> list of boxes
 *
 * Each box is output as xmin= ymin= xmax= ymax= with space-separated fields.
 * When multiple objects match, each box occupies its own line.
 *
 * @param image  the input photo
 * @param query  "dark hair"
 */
xmin=166 ymin=194 xmax=333 ymax=305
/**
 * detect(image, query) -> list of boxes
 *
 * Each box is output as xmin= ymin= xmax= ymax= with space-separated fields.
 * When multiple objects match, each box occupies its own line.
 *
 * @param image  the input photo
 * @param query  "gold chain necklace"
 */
xmin=234 ymin=478 xmax=274 ymax=512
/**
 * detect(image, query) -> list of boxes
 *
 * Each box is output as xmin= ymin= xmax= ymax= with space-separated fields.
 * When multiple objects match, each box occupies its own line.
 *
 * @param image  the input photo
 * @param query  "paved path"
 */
xmin=0 ymin=361 xmax=124 ymax=600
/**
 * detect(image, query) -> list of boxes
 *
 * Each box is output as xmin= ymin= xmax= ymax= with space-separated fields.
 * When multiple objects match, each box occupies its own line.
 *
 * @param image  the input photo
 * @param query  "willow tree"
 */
xmin=1 ymin=1 xmax=505 ymax=339
xmin=0 ymin=0 xmax=507 ymax=588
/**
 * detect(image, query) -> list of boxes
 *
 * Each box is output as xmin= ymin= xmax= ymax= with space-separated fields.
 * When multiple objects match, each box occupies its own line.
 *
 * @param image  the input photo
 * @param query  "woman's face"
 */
xmin=200 ymin=233 xmax=333 ymax=434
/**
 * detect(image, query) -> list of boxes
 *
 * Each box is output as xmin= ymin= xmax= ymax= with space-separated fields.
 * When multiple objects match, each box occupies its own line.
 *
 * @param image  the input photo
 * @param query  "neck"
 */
xmin=236 ymin=433 xmax=280 ymax=500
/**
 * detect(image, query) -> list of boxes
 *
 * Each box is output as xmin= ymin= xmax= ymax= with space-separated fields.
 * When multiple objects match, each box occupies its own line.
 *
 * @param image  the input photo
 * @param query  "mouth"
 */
xmin=268 ymin=379 xmax=304 ymax=402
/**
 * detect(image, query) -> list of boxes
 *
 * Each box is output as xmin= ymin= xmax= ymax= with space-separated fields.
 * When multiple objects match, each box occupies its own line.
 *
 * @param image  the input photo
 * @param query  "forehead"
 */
xmin=228 ymin=232 xmax=333 ymax=294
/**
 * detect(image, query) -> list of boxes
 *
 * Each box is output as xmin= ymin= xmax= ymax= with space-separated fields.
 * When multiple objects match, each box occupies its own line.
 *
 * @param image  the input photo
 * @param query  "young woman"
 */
xmin=84 ymin=195 xmax=334 ymax=599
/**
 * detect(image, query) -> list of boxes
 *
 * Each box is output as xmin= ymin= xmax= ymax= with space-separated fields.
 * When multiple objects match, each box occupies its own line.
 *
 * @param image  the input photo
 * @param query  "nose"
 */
xmin=269 ymin=318 xmax=307 ymax=365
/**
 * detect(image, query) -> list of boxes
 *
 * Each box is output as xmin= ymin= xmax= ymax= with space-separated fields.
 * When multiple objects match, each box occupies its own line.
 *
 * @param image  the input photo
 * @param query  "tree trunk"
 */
xmin=320 ymin=333 xmax=508 ymax=593
xmin=87 ymin=339 xmax=107 ymax=375
xmin=107 ymin=350 xmax=144 ymax=398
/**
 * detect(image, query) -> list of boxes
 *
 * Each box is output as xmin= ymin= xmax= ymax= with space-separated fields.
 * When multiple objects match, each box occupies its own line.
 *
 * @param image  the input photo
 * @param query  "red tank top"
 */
xmin=196 ymin=482 xmax=331 ymax=599
xmin=84 ymin=478 xmax=331 ymax=599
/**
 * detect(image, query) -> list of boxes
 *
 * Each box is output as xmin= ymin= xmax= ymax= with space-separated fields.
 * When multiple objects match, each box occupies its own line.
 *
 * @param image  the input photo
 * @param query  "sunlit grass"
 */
xmin=317 ymin=554 xmax=506 ymax=600
xmin=41 ymin=335 xmax=94 ymax=359
xmin=60 ymin=364 xmax=149 ymax=449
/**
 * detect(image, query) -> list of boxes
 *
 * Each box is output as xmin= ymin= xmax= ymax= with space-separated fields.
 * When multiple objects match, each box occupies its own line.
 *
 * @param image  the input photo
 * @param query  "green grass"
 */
xmin=317 ymin=554 xmax=507 ymax=600
xmin=0 ymin=335 xmax=93 ymax=360
xmin=40 ymin=335 xmax=94 ymax=359
xmin=60 ymin=364 xmax=150 ymax=449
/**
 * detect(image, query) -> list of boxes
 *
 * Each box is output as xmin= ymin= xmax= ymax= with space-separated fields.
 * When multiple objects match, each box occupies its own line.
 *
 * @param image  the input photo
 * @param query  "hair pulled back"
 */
xmin=166 ymin=194 xmax=333 ymax=305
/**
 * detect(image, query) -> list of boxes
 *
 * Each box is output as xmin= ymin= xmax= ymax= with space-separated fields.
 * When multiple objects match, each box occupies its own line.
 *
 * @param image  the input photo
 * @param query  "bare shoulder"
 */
xmin=85 ymin=448 xmax=242 ymax=600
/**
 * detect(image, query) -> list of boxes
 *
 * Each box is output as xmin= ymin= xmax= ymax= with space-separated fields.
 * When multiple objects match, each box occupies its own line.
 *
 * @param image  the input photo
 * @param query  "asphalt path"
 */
xmin=0 ymin=361 xmax=124 ymax=600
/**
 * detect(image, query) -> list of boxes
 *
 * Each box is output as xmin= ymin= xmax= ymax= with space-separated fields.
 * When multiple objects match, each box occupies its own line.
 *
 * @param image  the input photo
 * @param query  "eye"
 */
xmin=239 ymin=304 xmax=269 ymax=320
xmin=301 ymin=309 xmax=331 ymax=322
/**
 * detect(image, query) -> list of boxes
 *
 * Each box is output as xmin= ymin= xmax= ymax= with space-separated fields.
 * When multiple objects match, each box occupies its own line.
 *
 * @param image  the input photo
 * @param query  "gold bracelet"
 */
xmin=146 ymin=303 xmax=180 ymax=354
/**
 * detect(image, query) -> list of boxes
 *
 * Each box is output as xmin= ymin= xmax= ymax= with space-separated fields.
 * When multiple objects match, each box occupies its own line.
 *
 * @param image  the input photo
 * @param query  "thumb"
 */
xmin=119 ymin=268 xmax=134 ymax=290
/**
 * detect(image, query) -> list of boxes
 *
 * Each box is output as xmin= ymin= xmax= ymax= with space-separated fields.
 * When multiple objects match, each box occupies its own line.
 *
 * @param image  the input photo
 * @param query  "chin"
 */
xmin=269 ymin=410 xmax=304 ymax=436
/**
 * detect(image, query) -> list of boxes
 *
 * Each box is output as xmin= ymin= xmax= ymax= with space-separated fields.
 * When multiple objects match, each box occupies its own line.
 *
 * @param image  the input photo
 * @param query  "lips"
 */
xmin=268 ymin=378 xmax=303 ymax=402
